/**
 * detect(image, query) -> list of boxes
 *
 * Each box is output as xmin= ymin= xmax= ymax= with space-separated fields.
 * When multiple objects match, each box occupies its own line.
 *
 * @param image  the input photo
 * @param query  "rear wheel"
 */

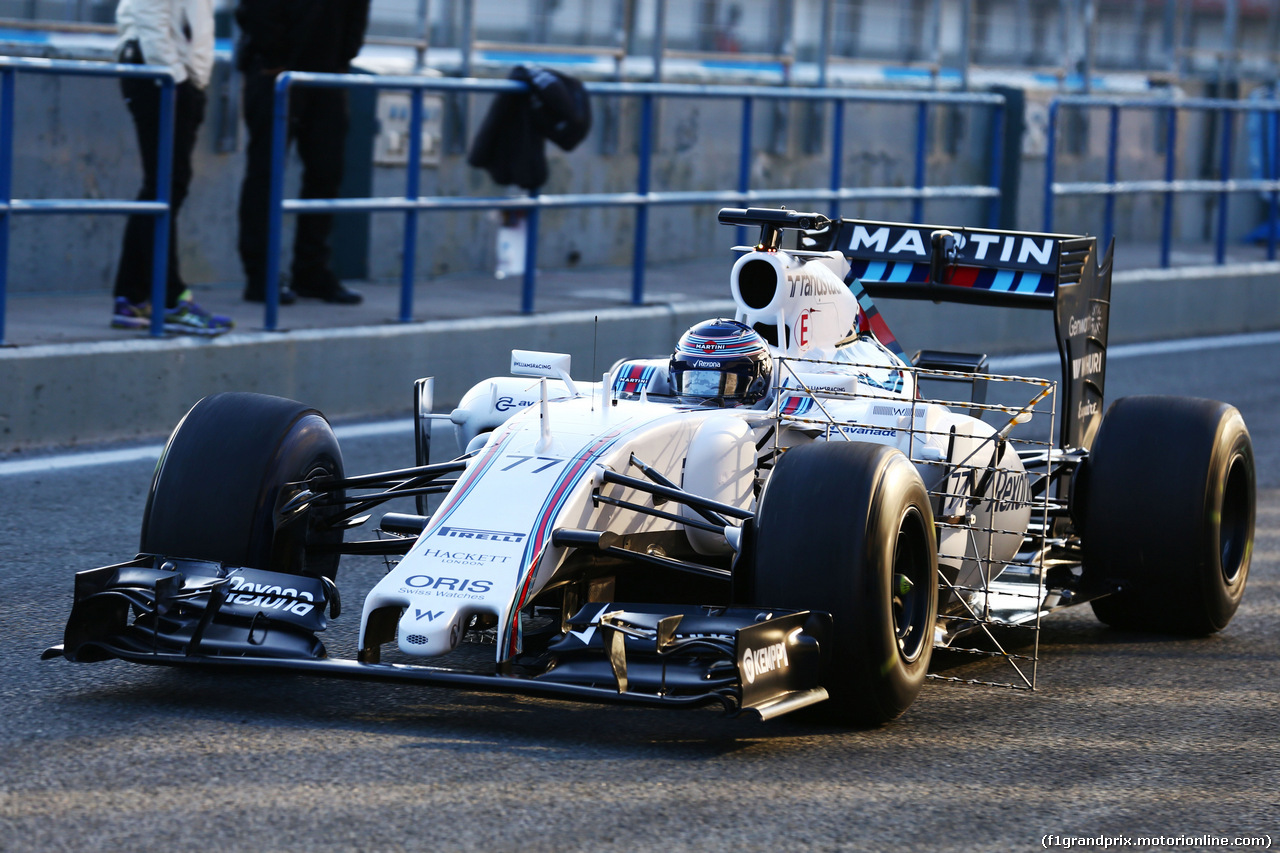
xmin=751 ymin=441 xmax=938 ymax=726
xmin=140 ymin=392 xmax=345 ymax=579
xmin=1082 ymin=396 xmax=1254 ymax=634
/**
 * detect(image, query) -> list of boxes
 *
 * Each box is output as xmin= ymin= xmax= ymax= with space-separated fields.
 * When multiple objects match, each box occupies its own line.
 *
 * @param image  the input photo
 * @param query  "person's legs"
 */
xmin=237 ymin=69 xmax=275 ymax=301
xmin=290 ymin=87 xmax=361 ymax=303
xmin=114 ymin=78 xmax=209 ymax=318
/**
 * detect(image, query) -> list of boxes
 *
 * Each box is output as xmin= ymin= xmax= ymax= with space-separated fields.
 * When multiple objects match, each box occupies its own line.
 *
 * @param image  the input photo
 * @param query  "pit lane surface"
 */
xmin=2 ymin=335 xmax=1277 ymax=852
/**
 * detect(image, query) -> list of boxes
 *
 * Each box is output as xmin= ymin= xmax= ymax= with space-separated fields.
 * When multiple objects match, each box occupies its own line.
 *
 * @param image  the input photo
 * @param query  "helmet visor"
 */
xmin=677 ymin=368 xmax=745 ymax=400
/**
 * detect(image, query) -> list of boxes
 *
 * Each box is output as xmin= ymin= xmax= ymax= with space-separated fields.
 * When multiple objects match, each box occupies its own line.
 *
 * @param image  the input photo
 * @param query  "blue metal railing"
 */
xmin=1044 ymin=94 xmax=1280 ymax=267
xmin=261 ymin=72 xmax=1008 ymax=330
xmin=0 ymin=56 xmax=176 ymax=344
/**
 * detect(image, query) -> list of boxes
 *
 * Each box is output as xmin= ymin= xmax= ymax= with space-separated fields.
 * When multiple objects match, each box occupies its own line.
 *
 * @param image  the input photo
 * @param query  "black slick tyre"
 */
xmin=751 ymin=441 xmax=938 ymax=726
xmin=140 ymin=392 xmax=345 ymax=579
xmin=1082 ymin=395 xmax=1254 ymax=635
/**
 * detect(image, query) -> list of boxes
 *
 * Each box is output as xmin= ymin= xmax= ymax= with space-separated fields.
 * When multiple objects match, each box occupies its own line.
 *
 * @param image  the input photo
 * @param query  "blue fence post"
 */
xmin=1160 ymin=104 xmax=1177 ymax=268
xmin=987 ymin=100 xmax=1006 ymax=228
xmin=522 ymin=199 xmax=539 ymax=314
xmin=631 ymin=92 xmax=654 ymax=306
xmin=829 ymin=98 xmax=844 ymax=221
xmin=1270 ymin=106 xmax=1279 ymax=262
xmin=912 ymin=101 xmax=928 ymax=223
xmin=265 ymin=72 xmax=292 ymax=331
xmin=1044 ymin=100 xmax=1059 ymax=232
xmin=147 ymin=77 xmax=176 ymax=338
xmin=401 ymin=88 xmax=423 ymax=323
xmin=1103 ymin=104 xmax=1119 ymax=253
xmin=736 ymin=96 xmax=752 ymax=247
xmin=1216 ymin=105 xmax=1234 ymax=265
xmin=0 ymin=69 xmax=13 ymax=346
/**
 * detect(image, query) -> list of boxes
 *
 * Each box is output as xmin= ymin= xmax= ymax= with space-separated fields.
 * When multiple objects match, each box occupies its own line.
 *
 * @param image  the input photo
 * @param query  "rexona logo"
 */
xmin=438 ymin=526 xmax=526 ymax=543
xmin=226 ymin=577 xmax=316 ymax=616
xmin=740 ymin=641 xmax=789 ymax=684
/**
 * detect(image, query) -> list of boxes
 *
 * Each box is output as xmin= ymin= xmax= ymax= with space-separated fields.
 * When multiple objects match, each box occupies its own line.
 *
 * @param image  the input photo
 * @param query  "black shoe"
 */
xmin=243 ymin=285 xmax=297 ymax=305
xmin=293 ymin=271 xmax=363 ymax=305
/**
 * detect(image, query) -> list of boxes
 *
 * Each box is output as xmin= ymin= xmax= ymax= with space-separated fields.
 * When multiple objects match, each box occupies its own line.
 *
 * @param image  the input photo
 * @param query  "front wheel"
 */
xmin=140 ymin=392 xmax=345 ymax=579
xmin=751 ymin=441 xmax=938 ymax=727
xmin=1082 ymin=395 xmax=1255 ymax=635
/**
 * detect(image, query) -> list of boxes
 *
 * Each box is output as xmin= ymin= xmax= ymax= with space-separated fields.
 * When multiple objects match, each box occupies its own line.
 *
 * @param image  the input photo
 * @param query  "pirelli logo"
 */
xmin=437 ymin=526 xmax=526 ymax=543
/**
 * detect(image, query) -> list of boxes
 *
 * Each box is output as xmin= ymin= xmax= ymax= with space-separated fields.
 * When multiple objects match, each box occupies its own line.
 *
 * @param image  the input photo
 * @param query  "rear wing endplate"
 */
xmin=819 ymin=218 xmax=1113 ymax=452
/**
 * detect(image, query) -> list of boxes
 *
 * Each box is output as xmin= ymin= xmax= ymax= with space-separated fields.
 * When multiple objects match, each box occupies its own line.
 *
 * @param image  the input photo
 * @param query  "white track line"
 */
xmin=4 ymin=331 xmax=1279 ymax=477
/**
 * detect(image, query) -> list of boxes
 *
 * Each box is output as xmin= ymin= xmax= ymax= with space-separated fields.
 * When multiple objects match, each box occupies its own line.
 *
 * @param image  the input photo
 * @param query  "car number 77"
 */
xmin=501 ymin=455 xmax=564 ymax=473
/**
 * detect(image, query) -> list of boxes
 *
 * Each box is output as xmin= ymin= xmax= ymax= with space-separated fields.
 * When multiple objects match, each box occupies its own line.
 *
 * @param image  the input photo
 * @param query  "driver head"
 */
xmin=669 ymin=318 xmax=773 ymax=407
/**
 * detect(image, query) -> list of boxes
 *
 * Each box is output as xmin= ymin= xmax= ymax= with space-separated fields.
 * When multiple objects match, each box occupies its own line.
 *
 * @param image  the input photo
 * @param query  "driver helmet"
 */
xmin=669 ymin=318 xmax=773 ymax=407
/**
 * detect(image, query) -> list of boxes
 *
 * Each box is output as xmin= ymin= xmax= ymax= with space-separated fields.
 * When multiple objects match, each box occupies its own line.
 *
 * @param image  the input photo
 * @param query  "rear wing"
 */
xmin=818 ymin=218 xmax=1113 ymax=453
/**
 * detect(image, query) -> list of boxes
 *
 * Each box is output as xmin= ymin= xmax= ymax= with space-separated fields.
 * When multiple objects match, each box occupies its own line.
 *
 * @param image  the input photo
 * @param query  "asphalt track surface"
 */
xmin=2 ymin=335 xmax=1277 ymax=852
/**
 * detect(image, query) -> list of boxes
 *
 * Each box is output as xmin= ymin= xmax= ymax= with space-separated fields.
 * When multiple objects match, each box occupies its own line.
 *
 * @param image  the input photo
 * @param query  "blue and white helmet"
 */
xmin=669 ymin=318 xmax=773 ymax=406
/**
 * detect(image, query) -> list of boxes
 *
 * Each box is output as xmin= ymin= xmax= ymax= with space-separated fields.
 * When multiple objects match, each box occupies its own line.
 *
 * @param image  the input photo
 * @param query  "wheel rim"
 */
xmin=891 ymin=506 xmax=932 ymax=663
xmin=1219 ymin=453 xmax=1251 ymax=586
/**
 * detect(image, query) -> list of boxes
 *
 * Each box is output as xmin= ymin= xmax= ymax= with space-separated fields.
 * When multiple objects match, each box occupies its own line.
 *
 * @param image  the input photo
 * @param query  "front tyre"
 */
xmin=751 ymin=441 xmax=938 ymax=727
xmin=140 ymin=392 xmax=345 ymax=579
xmin=1083 ymin=396 xmax=1254 ymax=635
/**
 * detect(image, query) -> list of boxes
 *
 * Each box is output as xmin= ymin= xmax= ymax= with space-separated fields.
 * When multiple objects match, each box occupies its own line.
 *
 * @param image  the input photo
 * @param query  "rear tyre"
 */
xmin=751 ymin=441 xmax=938 ymax=726
xmin=140 ymin=392 xmax=345 ymax=579
xmin=1083 ymin=396 xmax=1254 ymax=635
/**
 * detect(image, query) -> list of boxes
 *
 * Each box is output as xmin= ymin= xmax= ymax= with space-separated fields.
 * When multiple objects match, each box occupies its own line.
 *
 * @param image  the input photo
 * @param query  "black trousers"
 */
xmin=115 ymin=76 xmax=206 ymax=308
xmin=237 ymin=66 xmax=349 ymax=289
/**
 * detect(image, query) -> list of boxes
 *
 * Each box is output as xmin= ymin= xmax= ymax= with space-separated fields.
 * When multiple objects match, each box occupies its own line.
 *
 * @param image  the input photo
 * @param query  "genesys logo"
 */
xmin=495 ymin=396 xmax=534 ymax=412
xmin=741 ymin=640 xmax=790 ymax=684
xmin=437 ymin=526 xmax=526 ymax=543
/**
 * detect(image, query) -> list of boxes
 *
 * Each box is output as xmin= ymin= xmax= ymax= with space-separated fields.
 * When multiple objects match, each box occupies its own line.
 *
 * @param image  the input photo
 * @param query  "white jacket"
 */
xmin=116 ymin=0 xmax=216 ymax=89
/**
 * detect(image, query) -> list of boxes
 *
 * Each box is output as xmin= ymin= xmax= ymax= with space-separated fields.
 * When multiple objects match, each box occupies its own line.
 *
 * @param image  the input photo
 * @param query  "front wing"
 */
xmin=45 ymin=557 xmax=830 ymax=721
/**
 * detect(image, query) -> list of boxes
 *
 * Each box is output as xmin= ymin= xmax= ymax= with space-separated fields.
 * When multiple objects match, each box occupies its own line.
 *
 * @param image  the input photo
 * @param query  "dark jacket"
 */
xmin=468 ymin=65 xmax=592 ymax=191
xmin=235 ymin=0 xmax=370 ymax=72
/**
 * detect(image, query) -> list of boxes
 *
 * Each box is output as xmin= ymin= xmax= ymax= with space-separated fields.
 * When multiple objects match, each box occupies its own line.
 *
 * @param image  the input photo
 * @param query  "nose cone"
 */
xmin=397 ymin=605 xmax=466 ymax=655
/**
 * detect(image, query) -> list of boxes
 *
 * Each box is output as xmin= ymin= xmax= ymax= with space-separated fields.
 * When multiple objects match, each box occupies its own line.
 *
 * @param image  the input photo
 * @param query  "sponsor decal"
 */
xmin=417 ymin=547 xmax=511 ymax=566
xmin=873 ymin=404 xmax=912 ymax=417
xmin=401 ymin=575 xmax=496 ymax=599
xmin=741 ymin=641 xmax=790 ymax=684
xmin=225 ymin=576 xmax=316 ymax=617
xmin=1068 ymin=304 xmax=1107 ymax=338
xmin=966 ymin=233 xmax=1053 ymax=266
xmin=699 ymin=340 xmax=721 ymax=353
xmin=786 ymin=272 xmax=844 ymax=299
xmin=692 ymin=359 xmax=721 ymax=369
xmin=513 ymin=359 xmax=553 ymax=371
xmin=797 ymin=310 xmax=811 ymax=348
xmin=495 ymin=396 xmax=533 ymax=412
xmin=414 ymin=609 xmax=444 ymax=622
xmin=985 ymin=469 xmax=1033 ymax=514
xmin=1078 ymin=399 xmax=1100 ymax=420
xmin=837 ymin=425 xmax=897 ymax=438
xmin=844 ymin=224 xmax=1058 ymax=272
xmin=1071 ymin=351 xmax=1104 ymax=380
xmin=438 ymin=526 xmax=526 ymax=542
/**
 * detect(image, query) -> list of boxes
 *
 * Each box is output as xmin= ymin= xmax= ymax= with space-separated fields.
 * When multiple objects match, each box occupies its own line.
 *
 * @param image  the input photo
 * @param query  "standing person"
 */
xmin=112 ymin=0 xmax=233 ymax=335
xmin=235 ymin=0 xmax=370 ymax=305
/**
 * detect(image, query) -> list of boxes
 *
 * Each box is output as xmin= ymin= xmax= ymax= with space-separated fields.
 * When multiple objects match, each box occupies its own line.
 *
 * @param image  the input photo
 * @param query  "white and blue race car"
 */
xmin=47 ymin=208 xmax=1256 ymax=726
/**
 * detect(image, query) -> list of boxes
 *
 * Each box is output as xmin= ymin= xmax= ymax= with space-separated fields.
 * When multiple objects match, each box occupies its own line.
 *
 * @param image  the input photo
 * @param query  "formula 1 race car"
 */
xmin=46 ymin=208 xmax=1256 ymax=726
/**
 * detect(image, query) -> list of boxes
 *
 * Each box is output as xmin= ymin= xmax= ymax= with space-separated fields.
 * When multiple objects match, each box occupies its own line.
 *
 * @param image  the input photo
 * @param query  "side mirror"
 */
xmin=929 ymin=230 xmax=958 ymax=285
